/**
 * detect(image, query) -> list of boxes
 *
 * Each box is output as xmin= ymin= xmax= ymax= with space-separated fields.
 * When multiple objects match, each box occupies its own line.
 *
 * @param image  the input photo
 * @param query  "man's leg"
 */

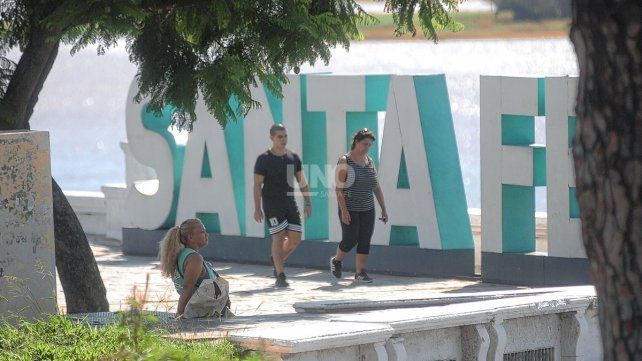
xmin=271 ymin=230 xmax=287 ymax=275
xmin=282 ymin=230 xmax=301 ymax=261
xmin=266 ymin=206 xmax=288 ymax=277
xmin=282 ymin=202 xmax=303 ymax=262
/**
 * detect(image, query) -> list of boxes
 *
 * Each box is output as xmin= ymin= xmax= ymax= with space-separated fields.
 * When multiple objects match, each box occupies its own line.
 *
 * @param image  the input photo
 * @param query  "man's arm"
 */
xmin=253 ymin=174 xmax=264 ymax=222
xmin=295 ymin=170 xmax=312 ymax=217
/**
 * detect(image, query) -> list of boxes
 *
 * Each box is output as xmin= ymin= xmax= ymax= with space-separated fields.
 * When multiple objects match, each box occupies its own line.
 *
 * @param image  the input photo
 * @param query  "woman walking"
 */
xmin=330 ymin=128 xmax=388 ymax=282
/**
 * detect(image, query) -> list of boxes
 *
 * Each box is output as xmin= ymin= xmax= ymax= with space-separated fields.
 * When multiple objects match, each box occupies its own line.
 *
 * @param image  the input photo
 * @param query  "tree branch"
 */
xmin=0 ymin=24 xmax=61 ymax=130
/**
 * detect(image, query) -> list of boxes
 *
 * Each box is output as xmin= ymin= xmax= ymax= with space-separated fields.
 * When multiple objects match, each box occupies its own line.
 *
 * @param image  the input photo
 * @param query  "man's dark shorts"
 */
xmin=264 ymin=201 xmax=302 ymax=235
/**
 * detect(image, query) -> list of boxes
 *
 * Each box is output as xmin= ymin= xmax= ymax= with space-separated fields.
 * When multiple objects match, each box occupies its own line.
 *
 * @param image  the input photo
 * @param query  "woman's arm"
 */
xmin=335 ymin=156 xmax=351 ymax=225
xmin=372 ymin=162 xmax=388 ymax=223
xmin=374 ymin=182 xmax=388 ymax=223
xmin=176 ymin=253 xmax=204 ymax=316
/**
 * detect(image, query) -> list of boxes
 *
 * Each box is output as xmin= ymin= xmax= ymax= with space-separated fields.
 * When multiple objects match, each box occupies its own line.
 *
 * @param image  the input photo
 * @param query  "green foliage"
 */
xmin=0 ymin=0 xmax=29 ymax=49
xmin=386 ymin=0 xmax=463 ymax=39
xmin=0 ymin=315 xmax=129 ymax=360
xmin=0 ymin=0 xmax=461 ymax=131
xmin=0 ymin=314 xmax=260 ymax=360
xmin=495 ymin=0 xmax=571 ymax=21
xmin=0 ymin=49 xmax=15 ymax=98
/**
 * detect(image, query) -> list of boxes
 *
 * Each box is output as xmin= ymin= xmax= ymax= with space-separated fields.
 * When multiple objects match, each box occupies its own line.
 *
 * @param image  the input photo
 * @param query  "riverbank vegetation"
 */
xmin=359 ymin=11 xmax=570 ymax=40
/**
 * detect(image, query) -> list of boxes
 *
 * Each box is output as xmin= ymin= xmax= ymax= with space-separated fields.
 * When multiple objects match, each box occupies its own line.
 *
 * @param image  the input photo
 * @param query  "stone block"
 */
xmin=0 ymin=130 xmax=57 ymax=320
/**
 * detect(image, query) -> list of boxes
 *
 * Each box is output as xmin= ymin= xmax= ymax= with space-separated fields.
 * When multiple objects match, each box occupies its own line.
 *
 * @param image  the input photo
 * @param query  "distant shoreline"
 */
xmin=359 ymin=29 xmax=569 ymax=41
xmin=358 ymin=12 xmax=570 ymax=41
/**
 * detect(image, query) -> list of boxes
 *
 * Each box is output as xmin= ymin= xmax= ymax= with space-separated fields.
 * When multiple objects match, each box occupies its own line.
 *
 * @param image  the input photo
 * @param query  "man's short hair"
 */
xmin=270 ymin=123 xmax=287 ymax=135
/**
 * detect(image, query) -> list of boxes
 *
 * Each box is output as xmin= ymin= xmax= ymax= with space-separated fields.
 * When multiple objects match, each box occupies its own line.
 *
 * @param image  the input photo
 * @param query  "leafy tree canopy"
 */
xmin=0 ymin=0 xmax=462 ymax=130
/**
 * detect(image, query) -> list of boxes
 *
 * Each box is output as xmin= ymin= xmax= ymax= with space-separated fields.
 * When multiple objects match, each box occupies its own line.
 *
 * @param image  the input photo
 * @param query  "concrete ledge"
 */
xmin=325 ymin=289 xmax=599 ymax=360
xmin=293 ymin=288 xmax=567 ymax=314
xmin=64 ymin=190 xmax=106 ymax=236
xmin=166 ymin=288 xmax=599 ymax=360
xmin=101 ymin=184 xmax=128 ymax=241
xmin=122 ymin=228 xmax=475 ymax=278
xmin=230 ymin=321 xmax=393 ymax=354
xmin=329 ymin=288 xmax=596 ymax=333
xmin=64 ymin=190 xmax=105 ymax=213
xmin=481 ymin=252 xmax=593 ymax=286
xmin=69 ymin=288 xmax=600 ymax=360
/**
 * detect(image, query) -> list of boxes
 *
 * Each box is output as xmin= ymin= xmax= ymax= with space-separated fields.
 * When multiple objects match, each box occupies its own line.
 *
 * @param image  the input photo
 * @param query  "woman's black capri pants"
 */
xmin=338 ymin=208 xmax=375 ymax=255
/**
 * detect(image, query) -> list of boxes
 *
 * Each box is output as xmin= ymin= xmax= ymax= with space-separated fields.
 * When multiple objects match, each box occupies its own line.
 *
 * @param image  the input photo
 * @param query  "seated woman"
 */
xmin=158 ymin=218 xmax=228 ymax=317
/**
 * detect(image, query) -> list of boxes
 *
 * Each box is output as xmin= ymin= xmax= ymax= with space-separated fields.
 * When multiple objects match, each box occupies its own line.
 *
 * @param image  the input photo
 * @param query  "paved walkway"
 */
xmin=56 ymin=236 xmax=522 ymax=316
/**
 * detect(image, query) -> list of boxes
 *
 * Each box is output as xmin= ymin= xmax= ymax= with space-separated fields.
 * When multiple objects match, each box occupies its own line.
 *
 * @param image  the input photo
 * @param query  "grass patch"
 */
xmin=0 ymin=314 xmax=261 ymax=361
xmin=359 ymin=11 xmax=570 ymax=40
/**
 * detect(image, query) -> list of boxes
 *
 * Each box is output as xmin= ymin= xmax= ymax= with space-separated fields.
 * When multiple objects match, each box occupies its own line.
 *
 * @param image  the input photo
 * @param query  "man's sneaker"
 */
xmin=354 ymin=272 xmax=373 ymax=283
xmin=330 ymin=257 xmax=342 ymax=279
xmin=275 ymin=273 xmax=289 ymax=287
xmin=270 ymin=256 xmax=277 ymax=278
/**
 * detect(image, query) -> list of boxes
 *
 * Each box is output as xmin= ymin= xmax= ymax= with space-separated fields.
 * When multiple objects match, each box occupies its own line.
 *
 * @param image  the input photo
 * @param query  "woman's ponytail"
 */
xmin=158 ymin=219 xmax=204 ymax=278
xmin=158 ymin=226 xmax=184 ymax=278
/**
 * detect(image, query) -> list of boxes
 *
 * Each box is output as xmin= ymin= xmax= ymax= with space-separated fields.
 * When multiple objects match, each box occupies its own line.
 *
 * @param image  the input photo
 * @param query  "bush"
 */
xmin=495 ymin=0 xmax=571 ymax=21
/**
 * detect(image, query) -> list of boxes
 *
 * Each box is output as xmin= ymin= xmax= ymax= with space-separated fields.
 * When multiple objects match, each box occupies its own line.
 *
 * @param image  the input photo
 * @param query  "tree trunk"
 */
xmin=53 ymin=179 xmax=110 ymax=313
xmin=1 ymin=24 xmax=109 ymax=312
xmin=570 ymin=1 xmax=642 ymax=359
xmin=0 ymin=25 xmax=60 ymax=130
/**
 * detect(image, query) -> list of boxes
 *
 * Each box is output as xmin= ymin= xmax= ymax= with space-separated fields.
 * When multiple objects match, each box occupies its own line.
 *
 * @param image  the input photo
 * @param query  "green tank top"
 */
xmin=172 ymin=248 xmax=217 ymax=295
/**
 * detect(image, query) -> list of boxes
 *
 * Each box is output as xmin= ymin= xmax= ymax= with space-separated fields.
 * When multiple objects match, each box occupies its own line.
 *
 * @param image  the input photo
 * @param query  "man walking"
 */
xmin=254 ymin=124 xmax=312 ymax=287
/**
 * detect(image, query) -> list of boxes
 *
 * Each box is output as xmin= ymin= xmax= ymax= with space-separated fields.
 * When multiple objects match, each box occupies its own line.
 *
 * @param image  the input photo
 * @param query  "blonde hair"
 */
xmin=158 ymin=219 xmax=203 ymax=278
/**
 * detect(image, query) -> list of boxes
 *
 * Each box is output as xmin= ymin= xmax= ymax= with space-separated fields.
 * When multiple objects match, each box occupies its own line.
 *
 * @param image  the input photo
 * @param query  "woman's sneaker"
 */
xmin=330 ymin=257 xmax=342 ymax=278
xmin=354 ymin=272 xmax=373 ymax=283
xmin=275 ymin=273 xmax=289 ymax=287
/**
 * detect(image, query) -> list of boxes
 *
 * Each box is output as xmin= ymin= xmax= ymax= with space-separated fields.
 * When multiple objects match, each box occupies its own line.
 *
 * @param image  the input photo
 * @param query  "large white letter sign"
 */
xmin=280 ymin=75 xmax=306 ymax=236
xmin=545 ymin=77 xmax=583 ymax=258
xmin=124 ymin=80 xmax=183 ymax=230
xmin=176 ymin=97 xmax=240 ymax=235
xmin=481 ymin=76 xmax=546 ymax=254
xmin=374 ymin=76 xmax=441 ymax=248
xmin=306 ymin=75 xmax=366 ymax=242
xmin=374 ymin=75 xmax=473 ymax=250
xmin=281 ymin=75 xmax=304 ymax=155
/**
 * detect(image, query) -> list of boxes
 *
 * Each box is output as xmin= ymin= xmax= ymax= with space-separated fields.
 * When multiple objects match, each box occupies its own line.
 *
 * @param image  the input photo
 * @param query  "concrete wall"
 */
xmin=122 ymin=228 xmax=474 ymax=278
xmin=64 ymin=190 xmax=106 ymax=236
xmin=65 ymin=185 xmax=128 ymax=241
xmin=402 ymin=327 xmax=461 ymax=360
xmin=279 ymin=344 xmax=382 ymax=361
xmin=225 ymin=291 xmax=601 ymax=361
xmin=0 ymin=130 xmax=57 ymax=320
